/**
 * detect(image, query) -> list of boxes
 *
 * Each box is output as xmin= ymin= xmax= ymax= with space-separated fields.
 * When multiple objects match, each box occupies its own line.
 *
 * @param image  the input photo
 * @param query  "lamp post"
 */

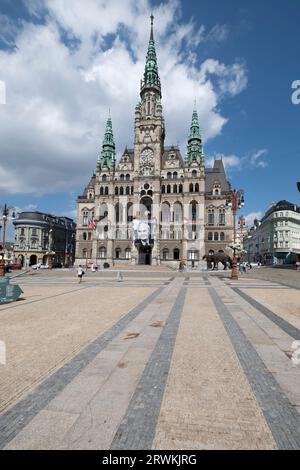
xmin=226 ymin=189 xmax=245 ymax=280
xmin=0 ymin=204 xmax=16 ymax=276
xmin=238 ymin=215 xmax=246 ymax=263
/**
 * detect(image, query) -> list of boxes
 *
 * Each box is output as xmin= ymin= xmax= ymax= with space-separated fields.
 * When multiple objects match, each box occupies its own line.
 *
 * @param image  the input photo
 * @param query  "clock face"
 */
xmin=141 ymin=148 xmax=154 ymax=166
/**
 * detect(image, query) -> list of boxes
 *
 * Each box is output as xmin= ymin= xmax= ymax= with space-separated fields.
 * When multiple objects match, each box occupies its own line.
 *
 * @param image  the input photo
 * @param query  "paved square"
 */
xmin=0 ymin=267 xmax=300 ymax=449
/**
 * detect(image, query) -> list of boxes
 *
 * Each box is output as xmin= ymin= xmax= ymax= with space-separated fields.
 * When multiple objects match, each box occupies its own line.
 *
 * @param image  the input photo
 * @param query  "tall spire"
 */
xmin=140 ymin=14 xmax=161 ymax=97
xmin=97 ymin=114 xmax=116 ymax=170
xmin=186 ymin=107 xmax=204 ymax=166
xmin=150 ymin=13 xmax=154 ymax=40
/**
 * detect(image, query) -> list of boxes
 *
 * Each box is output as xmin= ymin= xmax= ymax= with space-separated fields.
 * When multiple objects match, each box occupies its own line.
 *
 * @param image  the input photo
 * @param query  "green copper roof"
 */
xmin=186 ymin=107 xmax=204 ymax=166
xmin=97 ymin=115 xmax=116 ymax=170
xmin=141 ymin=15 xmax=161 ymax=96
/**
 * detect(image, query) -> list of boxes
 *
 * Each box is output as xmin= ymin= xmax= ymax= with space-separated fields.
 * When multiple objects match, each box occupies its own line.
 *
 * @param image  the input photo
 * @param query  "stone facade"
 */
xmin=76 ymin=16 xmax=233 ymax=267
xmin=13 ymin=212 xmax=76 ymax=267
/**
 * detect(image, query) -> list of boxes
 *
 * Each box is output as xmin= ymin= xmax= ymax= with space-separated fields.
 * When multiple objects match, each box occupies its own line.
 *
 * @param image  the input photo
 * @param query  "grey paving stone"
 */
xmin=209 ymin=287 xmax=300 ymax=450
xmin=0 ymin=286 xmax=164 ymax=449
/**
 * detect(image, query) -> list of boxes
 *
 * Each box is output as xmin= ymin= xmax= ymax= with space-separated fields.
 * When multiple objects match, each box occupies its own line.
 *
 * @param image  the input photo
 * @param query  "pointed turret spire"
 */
xmin=186 ymin=107 xmax=204 ymax=166
xmin=97 ymin=113 xmax=116 ymax=170
xmin=140 ymin=14 xmax=161 ymax=97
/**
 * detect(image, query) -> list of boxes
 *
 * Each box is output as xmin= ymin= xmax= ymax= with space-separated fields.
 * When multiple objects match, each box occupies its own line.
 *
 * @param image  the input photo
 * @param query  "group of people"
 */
xmin=239 ymin=261 xmax=252 ymax=274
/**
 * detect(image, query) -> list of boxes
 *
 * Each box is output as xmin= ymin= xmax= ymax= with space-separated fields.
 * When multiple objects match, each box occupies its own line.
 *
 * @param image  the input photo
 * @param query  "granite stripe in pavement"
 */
xmin=209 ymin=287 xmax=300 ymax=450
xmin=110 ymin=286 xmax=187 ymax=450
xmin=232 ymin=288 xmax=300 ymax=340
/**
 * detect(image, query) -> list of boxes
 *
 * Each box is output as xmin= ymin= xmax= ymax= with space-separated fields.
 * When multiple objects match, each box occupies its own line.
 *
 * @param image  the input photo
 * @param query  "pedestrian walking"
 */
xmin=77 ymin=265 xmax=84 ymax=283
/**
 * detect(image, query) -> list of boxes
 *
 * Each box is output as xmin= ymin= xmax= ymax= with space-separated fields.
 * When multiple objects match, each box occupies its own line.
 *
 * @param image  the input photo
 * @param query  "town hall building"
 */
xmin=76 ymin=16 xmax=234 ymax=267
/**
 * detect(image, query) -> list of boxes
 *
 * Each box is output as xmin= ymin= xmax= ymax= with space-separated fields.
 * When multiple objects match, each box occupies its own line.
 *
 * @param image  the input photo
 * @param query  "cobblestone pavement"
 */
xmin=246 ymin=266 xmax=300 ymax=290
xmin=0 ymin=270 xmax=300 ymax=449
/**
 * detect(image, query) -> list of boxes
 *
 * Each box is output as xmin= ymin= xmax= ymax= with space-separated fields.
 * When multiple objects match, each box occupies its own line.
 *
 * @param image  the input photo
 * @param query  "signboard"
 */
xmin=0 ymin=278 xmax=23 ymax=305
xmin=133 ymin=219 xmax=155 ymax=246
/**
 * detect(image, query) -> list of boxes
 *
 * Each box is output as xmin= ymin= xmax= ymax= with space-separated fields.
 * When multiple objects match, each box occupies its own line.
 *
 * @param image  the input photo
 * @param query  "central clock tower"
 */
xmin=134 ymin=15 xmax=165 ymax=177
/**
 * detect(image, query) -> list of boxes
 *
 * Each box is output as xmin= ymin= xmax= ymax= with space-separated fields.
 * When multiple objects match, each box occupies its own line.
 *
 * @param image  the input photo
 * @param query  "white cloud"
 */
xmin=244 ymin=211 xmax=263 ymax=228
xmin=0 ymin=0 xmax=248 ymax=196
xmin=206 ymin=153 xmax=241 ymax=170
xmin=247 ymin=149 xmax=268 ymax=168
xmin=206 ymin=148 xmax=268 ymax=172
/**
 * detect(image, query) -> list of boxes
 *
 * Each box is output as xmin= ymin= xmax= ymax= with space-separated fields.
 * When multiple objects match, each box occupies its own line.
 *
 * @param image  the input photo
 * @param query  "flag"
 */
xmin=88 ymin=218 xmax=97 ymax=230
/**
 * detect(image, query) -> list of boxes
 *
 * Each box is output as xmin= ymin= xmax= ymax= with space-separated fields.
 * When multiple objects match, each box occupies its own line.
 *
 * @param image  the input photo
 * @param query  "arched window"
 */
xmin=173 ymin=184 xmax=177 ymax=193
xmin=179 ymin=184 xmax=183 ymax=193
xmin=100 ymin=187 xmax=104 ymax=195
xmin=127 ymin=203 xmax=133 ymax=223
xmin=102 ymin=175 xmax=107 ymax=182
xmin=126 ymin=186 xmax=130 ymax=195
xmin=162 ymin=203 xmax=171 ymax=224
xmin=208 ymin=209 xmax=214 ymax=225
xmin=83 ymin=232 xmax=87 ymax=241
xmin=120 ymin=174 xmax=125 ymax=181
xmin=167 ymin=185 xmax=171 ymax=194
xmin=115 ymin=248 xmax=121 ymax=259
xmin=131 ymin=186 xmax=134 ymax=195
xmin=162 ymin=248 xmax=169 ymax=260
xmin=125 ymin=247 xmax=131 ymax=259
xmin=188 ymin=249 xmax=198 ymax=260
xmin=173 ymin=171 xmax=178 ymax=179
xmin=126 ymin=174 xmax=130 ymax=181
xmin=162 ymin=185 xmax=165 ymax=194
xmin=100 ymin=203 xmax=108 ymax=221
xmin=82 ymin=248 xmax=87 ymax=258
xmin=195 ymin=183 xmax=199 ymax=192
xmin=115 ymin=203 xmax=123 ymax=224
xmin=167 ymin=172 xmax=172 ymax=179
xmin=192 ymin=170 xmax=197 ymax=178
xmin=189 ymin=183 xmax=194 ymax=192
xmin=219 ymin=209 xmax=225 ymax=225
xmin=173 ymin=203 xmax=183 ymax=224
xmin=220 ymin=232 xmax=225 ymax=241
xmin=213 ymin=183 xmax=221 ymax=196
xmin=115 ymin=187 xmax=119 ymax=195
xmin=99 ymin=247 xmax=107 ymax=259
xmin=88 ymin=232 xmax=92 ymax=241
xmin=105 ymin=186 xmax=109 ymax=195
xmin=214 ymin=232 xmax=219 ymax=241
xmin=82 ymin=211 xmax=89 ymax=226
xmin=120 ymin=187 xmax=124 ymax=195
xmin=189 ymin=201 xmax=198 ymax=221
xmin=208 ymin=232 xmax=213 ymax=241
xmin=174 ymin=248 xmax=180 ymax=260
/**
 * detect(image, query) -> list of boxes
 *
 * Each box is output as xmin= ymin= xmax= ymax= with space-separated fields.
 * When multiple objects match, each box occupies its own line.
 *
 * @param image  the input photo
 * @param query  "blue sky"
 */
xmin=0 ymin=0 xmax=299 ymax=239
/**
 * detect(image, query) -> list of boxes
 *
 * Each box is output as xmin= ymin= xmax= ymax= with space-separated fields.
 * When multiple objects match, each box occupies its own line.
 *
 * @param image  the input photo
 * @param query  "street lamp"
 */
xmin=226 ymin=189 xmax=245 ymax=280
xmin=0 ymin=204 xmax=16 ymax=276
